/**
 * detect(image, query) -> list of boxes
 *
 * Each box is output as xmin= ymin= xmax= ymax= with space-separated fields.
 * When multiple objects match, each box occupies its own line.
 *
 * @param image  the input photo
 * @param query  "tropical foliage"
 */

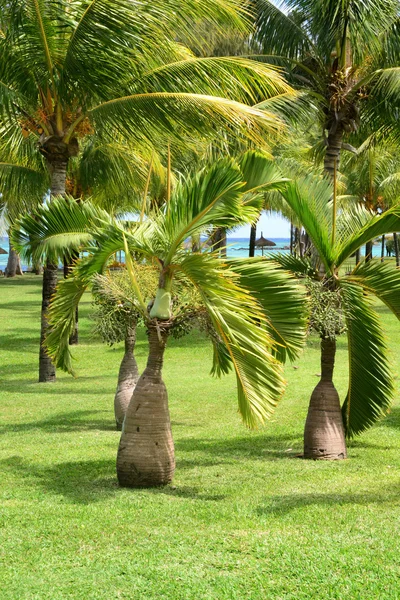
xmin=273 ymin=174 xmax=400 ymax=458
xmin=13 ymin=152 xmax=308 ymax=485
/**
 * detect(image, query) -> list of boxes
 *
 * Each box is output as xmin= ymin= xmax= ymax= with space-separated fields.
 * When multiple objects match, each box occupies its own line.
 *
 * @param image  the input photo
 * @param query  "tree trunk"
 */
xmin=63 ymin=254 xmax=79 ymax=345
xmin=381 ymin=235 xmax=385 ymax=262
xmin=5 ymin=237 xmax=23 ymax=277
xmin=394 ymin=232 xmax=400 ymax=268
xmin=114 ymin=324 xmax=139 ymax=431
xmin=324 ymin=127 xmax=344 ymax=177
xmin=117 ymin=325 xmax=174 ymax=487
xmin=211 ymin=227 xmax=227 ymax=257
xmin=32 ymin=260 xmax=43 ymax=275
xmin=303 ymin=337 xmax=347 ymax=460
xmin=249 ymin=223 xmax=257 ymax=257
xmin=290 ymin=222 xmax=294 ymax=255
xmin=365 ymin=240 xmax=373 ymax=262
xmin=39 ymin=158 xmax=68 ymax=382
xmin=355 ymin=248 xmax=361 ymax=265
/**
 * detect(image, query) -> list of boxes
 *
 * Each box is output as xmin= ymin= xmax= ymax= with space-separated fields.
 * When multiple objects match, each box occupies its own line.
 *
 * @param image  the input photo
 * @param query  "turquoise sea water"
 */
xmin=0 ymin=235 xmax=389 ymax=271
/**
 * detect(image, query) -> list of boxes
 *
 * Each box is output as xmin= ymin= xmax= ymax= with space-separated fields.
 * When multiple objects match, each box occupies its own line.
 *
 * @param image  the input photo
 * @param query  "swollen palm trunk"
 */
xmin=117 ymin=325 xmax=174 ymax=487
xmin=304 ymin=337 xmax=347 ymax=460
xmin=114 ymin=325 xmax=139 ymax=431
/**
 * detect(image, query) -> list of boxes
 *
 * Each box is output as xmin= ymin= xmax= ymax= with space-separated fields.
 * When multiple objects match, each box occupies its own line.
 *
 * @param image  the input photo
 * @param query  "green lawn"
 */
xmin=1 ymin=275 xmax=400 ymax=599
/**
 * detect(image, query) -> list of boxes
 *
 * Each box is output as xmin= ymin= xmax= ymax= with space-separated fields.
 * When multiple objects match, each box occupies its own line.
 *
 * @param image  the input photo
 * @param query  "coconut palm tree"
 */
xmin=0 ymin=0 xmax=293 ymax=382
xmin=253 ymin=0 xmax=400 ymax=176
xmin=13 ymin=152 xmax=308 ymax=486
xmin=274 ymin=173 xmax=400 ymax=459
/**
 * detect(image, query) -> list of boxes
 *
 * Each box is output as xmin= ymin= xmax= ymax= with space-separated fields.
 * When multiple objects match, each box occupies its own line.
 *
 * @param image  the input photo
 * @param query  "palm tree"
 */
xmin=0 ymin=0 xmax=292 ymax=382
xmin=13 ymin=152 xmax=308 ymax=486
xmin=254 ymin=0 xmax=400 ymax=176
xmin=274 ymin=173 xmax=400 ymax=458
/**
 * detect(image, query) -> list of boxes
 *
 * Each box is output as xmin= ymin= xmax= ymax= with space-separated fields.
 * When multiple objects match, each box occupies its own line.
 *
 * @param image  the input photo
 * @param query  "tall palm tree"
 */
xmin=274 ymin=174 xmax=400 ymax=458
xmin=254 ymin=0 xmax=400 ymax=176
xmin=13 ymin=152 xmax=308 ymax=486
xmin=0 ymin=0 xmax=292 ymax=382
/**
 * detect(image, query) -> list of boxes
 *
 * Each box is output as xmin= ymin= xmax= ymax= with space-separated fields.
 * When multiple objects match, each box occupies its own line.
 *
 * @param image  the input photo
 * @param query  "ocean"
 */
xmin=0 ymin=235 xmax=388 ymax=271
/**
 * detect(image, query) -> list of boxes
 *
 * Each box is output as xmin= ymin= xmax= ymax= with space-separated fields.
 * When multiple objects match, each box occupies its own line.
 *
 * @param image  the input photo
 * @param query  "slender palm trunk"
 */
xmin=5 ymin=236 xmax=23 ymax=277
xmin=39 ymin=159 xmax=68 ymax=382
xmin=63 ymin=254 xmax=79 ymax=345
xmin=117 ymin=325 xmax=174 ymax=487
xmin=114 ymin=324 xmax=139 ymax=431
xmin=212 ymin=227 xmax=227 ymax=257
xmin=394 ymin=232 xmax=400 ymax=268
xmin=249 ymin=223 xmax=257 ymax=257
xmin=381 ymin=235 xmax=385 ymax=262
xmin=304 ymin=337 xmax=347 ymax=460
xmin=365 ymin=240 xmax=373 ymax=262
xmin=324 ymin=127 xmax=344 ymax=177
xmin=355 ymin=248 xmax=361 ymax=265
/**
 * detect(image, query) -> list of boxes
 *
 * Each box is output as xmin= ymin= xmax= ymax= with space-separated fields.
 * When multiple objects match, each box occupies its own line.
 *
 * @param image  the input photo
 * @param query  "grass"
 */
xmin=1 ymin=274 xmax=400 ymax=599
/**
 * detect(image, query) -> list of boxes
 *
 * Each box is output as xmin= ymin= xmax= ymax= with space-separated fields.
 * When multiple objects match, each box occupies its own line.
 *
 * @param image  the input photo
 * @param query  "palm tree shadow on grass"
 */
xmin=0 ymin=409 xmax=116 ymax=434
xmin=0 ymin=455 xmax=226 ymax=504
xmin=257 ymin=484 xmax=400 ymax=516
xmin=175 ymin=432 xmax=303 ymax=462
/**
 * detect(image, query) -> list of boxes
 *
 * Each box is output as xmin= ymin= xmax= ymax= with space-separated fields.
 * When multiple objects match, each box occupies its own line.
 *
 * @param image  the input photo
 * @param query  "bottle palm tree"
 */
xmin=253 ymin=0 xmax=400 ymax=176
xmin=274 ymin=173 xmax=400 ymax=458
xmin=13 ymin=151 xmax=308 ymax=486
xmin=0 ymin=0 xmax=293 ymax=382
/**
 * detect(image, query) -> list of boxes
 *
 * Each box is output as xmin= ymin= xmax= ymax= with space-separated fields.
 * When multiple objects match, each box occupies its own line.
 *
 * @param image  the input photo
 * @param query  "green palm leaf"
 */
xmin=278 ymin=175 xmax=334 ymax=270
xmin=227 ymin=258 xmax=308 ymax=362
xmin=11 ymin=196 xmax=110 ymax=264
xmin=132 ymin=56 xmax=291 ymax=105
xmin=179 ymin=252 xmax=285 ymax=427
xmin=340 ymin=280 xmax=394 ymax=437
xmin=45 ymin=268 xmax=89 ymax=375
xmin=88 ymin=93 xmax=282 ymax=149
xmin=334 ymin=204 xmax=400 ymax=267
xmin=347 ymin=260 xmax=400 ymax=319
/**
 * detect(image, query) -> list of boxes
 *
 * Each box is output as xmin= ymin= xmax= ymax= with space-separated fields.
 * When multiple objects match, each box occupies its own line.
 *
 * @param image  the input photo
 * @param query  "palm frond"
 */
xmin=88 ymin=93 xmax=283 ymax=150
xmin=268 ymin=252 xmax=318 ymax=278
xmin=179 ymin=252 xmax=285 ymax=427
xmin=132 ymin=56 xmax=292 ymax=105
xmin=11 ymin=196 xmax=110 ymax=264
xmin=45 ymin=267 xmax=89 ymax=375
xmin=340 ymin=280 xmax=394 ymax=437
xmin=253 ymin=0 xmax=316 ymax=60
xmin=334 ymin=204 xmax=400 ymax=267
xmin=347 ymin=260 xmax=400 ymax=319
xmin=227 ymin=258 xmax=308 ymax=362
xmin=163 ymin=158 xmax=247 ymax=261
xmin=278 ymin=175 xmax=334 ymax=270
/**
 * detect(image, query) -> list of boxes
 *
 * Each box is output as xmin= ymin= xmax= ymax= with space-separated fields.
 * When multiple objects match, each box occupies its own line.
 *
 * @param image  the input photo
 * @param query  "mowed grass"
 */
xmin=1 ymin=275 xmax=400 ymax=600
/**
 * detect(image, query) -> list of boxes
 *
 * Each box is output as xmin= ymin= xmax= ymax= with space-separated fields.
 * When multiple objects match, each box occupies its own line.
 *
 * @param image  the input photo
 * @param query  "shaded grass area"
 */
xmin=1 ymin=275 xmax=400 ymax=599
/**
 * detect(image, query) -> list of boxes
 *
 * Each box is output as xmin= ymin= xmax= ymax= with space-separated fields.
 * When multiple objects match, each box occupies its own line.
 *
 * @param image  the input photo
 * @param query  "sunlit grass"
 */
xmin=1 ymin=274 xmax=400 ymax=599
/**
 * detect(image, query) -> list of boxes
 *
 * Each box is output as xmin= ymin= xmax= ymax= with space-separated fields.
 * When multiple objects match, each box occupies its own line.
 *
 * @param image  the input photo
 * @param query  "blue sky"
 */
xmin=230 ymin=212 xmax=290 ymax=239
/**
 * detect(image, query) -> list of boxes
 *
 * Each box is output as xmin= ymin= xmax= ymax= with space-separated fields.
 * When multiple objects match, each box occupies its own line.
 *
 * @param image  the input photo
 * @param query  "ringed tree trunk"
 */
xmin=211 ymin=227 xmax=227 ymax=257
xmin=5 ymin=237 xmax=23 ymax=277
xmin=38 ymin=136 xmax=79 ymax=382
xmin=114 ymin=324 xmax=139 ymax=431
xmin=324 ymin=126 xmax=344 ymax=178
xmin=117 ymin=325 xmax=174 ymax=487
xmin=303 ymin=337 xmax=347 ymax=460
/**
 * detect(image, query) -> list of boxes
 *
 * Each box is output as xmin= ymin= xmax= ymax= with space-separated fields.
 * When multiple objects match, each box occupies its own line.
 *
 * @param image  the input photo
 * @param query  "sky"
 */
xmin=230 ymin=212 xmax=290 ymax=239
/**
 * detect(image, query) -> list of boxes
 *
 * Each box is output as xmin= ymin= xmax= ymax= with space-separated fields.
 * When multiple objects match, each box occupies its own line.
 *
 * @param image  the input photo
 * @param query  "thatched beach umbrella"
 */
xmin=255 ymin=232 xmax=276 ymax=256
xmin=0 ymin=247 xmax=8 ymax=255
